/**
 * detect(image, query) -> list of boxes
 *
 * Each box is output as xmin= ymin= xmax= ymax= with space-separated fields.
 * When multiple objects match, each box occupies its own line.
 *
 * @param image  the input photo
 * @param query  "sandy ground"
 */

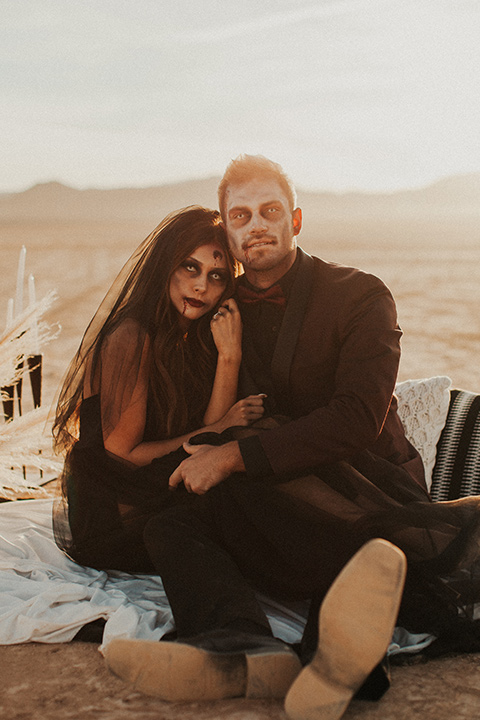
xmin=1 ymin=642 xmax=480 ymax=720
xmin=1 ymin=215 xmax=480 ymax=718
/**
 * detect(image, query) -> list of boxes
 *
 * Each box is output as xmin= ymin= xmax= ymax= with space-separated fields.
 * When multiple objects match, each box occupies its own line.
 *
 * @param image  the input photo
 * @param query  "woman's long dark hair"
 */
xmin=53 ymin=206 xmax=237 ymax=454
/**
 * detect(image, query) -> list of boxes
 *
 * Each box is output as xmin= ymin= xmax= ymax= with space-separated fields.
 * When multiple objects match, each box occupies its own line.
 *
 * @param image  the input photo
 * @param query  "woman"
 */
xmin=53 ymin=206 xmax=264 ymax=571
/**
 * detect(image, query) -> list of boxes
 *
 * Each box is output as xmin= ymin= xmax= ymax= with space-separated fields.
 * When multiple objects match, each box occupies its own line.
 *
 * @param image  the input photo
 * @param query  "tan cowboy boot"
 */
xmin=284 ymin=538 xmax=407 ymax=720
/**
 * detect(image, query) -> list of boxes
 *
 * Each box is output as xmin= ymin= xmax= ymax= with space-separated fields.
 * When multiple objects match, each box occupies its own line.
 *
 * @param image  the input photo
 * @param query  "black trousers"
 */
xmin=143 ymin=473 xmax=391 ymax=700
xmin=143 ymin=473 xmax=366 ymax=653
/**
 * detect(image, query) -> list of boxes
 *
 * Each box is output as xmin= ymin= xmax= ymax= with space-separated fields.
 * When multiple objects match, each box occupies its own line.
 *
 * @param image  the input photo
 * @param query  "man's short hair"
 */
xmin=218 ymin=154 xmax=297 ymax=220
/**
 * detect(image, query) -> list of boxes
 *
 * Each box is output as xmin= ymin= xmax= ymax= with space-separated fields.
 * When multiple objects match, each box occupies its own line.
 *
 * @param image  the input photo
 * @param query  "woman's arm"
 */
xmin=100 ymin=318 xmax=264 ymax=468
xmin=203 ymin=298 xmax=266 ymax=431
xmin=203 ymin=298 xmax=242 ymax=425
xmin=100 ymin=330 xmax=195 ymax=466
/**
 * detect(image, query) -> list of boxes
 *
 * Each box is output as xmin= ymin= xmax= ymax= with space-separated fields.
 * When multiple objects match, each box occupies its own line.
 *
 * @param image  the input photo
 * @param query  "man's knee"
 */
xmin=143 ymin=500 xmax=214 ymax=557
xmin=143 ymin=505 xmax=187 ymax=550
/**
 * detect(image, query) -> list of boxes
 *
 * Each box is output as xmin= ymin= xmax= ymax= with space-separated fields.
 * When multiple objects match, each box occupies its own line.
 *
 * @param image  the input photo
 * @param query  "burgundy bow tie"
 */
xmin=237 ymin=283 xmax=286 ymax=308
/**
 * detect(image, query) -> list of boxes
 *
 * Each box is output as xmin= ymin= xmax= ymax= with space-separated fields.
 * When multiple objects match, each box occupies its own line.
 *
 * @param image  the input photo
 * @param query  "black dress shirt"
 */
xmin=235 ymin=253 xmax=300 ymax=478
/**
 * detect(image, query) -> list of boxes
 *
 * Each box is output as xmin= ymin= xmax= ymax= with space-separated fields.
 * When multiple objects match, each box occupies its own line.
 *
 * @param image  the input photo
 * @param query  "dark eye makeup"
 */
xmin=181 ymin=260 xmax=199 ymax=273
xmin=180 ymin=260 xmax=227 ymax=284
xmin=209 ymin=269 xmax=228 ymax=283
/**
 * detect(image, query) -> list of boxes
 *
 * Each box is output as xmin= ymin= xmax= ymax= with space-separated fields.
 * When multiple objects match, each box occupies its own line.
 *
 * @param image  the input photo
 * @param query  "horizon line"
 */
xmin=1 ymin=169 xmax=480 ymax=198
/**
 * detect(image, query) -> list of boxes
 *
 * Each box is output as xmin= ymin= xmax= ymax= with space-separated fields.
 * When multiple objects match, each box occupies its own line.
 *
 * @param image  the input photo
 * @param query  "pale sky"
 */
xmin=2 ymin=0 xmax=479 ymax=193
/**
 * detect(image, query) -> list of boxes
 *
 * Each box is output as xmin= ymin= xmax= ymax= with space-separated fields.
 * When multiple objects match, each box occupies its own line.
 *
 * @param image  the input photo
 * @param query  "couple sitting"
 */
xmin=53 ymin=155 xmax=480 ymax=720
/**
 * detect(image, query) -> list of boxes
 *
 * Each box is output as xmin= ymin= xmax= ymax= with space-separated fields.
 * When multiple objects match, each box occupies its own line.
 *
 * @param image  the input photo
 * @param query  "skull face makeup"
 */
xmin=169 ymin=243 xmax=229 ymax=325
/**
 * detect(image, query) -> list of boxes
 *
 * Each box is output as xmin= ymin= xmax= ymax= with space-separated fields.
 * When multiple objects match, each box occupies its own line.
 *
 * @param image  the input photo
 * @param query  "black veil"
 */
xmin=53 ymin=206 xmax=236 ymax=455
xmin=52 ymin=207 xmax=237 ymax=568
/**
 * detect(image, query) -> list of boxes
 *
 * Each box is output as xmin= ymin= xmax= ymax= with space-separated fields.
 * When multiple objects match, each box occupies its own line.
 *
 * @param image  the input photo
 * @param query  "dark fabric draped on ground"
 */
xmin=54 ymin=400 xmax=480 ymax=657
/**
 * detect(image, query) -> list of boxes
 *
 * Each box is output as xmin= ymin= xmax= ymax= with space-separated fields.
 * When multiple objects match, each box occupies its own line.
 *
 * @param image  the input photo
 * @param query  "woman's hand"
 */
xmin=210 ymin=298 xmax=242 ymax=364
xmin=214 ymin=394 xmax=266 ymax=431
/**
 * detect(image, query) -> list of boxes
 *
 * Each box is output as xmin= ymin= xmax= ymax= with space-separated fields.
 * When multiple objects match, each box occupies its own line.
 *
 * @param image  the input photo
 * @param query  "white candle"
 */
xmin=15 ymin=245 xmax=26 ymax=317
xmin=28 ymin=274 xmax=40 ymax=354
xmin=5 ymin=298 xmax=14 ymax=332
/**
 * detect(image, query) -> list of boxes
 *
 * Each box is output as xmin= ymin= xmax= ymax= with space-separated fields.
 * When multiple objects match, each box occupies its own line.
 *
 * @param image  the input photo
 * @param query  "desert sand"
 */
xmin=1 ymin=177 xmax=480 ymax=718
xmin=2 ymin=642 xmax=480 ymax=720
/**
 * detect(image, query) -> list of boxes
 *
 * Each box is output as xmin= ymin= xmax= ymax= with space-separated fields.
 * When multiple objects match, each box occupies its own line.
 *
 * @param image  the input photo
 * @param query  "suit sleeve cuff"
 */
xmin=238 ymin=435 xmax=273 ymax=478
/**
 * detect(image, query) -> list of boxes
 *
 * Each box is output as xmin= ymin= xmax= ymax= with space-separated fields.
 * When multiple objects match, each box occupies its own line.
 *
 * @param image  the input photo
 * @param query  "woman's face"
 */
xmin=169 ymin=242 xmax=230 ymax=324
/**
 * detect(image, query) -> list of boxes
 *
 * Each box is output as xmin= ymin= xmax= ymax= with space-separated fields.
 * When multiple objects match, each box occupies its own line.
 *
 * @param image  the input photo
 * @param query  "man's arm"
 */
xmin=169 ymin=441 xmax=245 ymax=494
xmin=249 ymin=279 xmax=402 ymax=477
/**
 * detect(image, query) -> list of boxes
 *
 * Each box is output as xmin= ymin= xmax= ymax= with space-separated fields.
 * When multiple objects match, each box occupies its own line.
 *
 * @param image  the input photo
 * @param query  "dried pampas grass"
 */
xmin=0 ymin=290 xmax=58 ymax=389
xmin=0 ymin=406 xmax=62 ymax=499
xmin=0 ymin=290 xmax=60 ymax=498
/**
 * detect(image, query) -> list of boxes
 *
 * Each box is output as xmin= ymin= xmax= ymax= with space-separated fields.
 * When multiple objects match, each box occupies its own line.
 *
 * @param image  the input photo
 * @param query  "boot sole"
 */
xmin=285 ymin=538 xmax=407 ymax=720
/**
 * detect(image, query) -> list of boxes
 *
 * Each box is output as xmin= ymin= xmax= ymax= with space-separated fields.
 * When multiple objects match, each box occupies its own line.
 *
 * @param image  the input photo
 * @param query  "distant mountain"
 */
xmin=0 ymin=177 xmax=221 ymax=222
xmin=419 ymin=172 xmax=480 ymax=203
xmin=299 ymin=172 xmax=480 ymax=217
xmin=0 ymin=172 xmax=479 ymax=226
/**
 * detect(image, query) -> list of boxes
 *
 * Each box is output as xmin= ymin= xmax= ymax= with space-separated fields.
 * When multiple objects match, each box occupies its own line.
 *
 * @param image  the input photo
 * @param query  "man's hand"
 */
xmin=169 ymin=441 xmax=245 ymax=495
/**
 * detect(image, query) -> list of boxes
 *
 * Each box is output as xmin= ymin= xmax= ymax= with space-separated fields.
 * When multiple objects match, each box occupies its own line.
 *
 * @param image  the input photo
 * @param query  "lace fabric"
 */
xmin=395 ymin=376 xmax=452 ymax=489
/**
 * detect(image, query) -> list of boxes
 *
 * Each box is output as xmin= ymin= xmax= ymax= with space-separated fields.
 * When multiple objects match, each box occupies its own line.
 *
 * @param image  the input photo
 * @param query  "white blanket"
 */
xmin=0 ymin=499 xmax=433 ymax=655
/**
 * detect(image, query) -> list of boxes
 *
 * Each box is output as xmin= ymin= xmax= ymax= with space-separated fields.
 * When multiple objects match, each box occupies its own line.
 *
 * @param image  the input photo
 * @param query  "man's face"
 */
xmin=223 ymin=178 xmax=302 ymax=284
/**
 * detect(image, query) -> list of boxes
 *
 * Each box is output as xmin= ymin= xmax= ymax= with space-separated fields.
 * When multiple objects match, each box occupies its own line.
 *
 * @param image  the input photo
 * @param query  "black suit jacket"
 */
xmin=238 ymin=248 xmax=426 ymax=489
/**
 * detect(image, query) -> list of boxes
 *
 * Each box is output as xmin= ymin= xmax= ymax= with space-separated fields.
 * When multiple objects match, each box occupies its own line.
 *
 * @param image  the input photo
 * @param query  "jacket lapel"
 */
xmin=271 ymin=248 xmax=315 ymax=410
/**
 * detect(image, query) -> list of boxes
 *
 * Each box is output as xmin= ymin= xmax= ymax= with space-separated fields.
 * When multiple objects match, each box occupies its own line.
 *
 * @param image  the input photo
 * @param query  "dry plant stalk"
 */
xmin=0 ymin=290 xmax=61 ymax=498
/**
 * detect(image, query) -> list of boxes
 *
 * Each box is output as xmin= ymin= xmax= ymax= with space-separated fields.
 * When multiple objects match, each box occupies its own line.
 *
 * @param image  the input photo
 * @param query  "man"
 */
xmin=104 ymin=155 xmax=431 ymax=718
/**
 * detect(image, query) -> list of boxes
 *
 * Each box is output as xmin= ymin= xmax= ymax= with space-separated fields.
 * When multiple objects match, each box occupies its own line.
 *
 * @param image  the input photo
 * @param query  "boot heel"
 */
xmin=246 ymin=648 xmax=302 ymax=699
xmin=284 ymin=664 xmax=351 ymax=720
